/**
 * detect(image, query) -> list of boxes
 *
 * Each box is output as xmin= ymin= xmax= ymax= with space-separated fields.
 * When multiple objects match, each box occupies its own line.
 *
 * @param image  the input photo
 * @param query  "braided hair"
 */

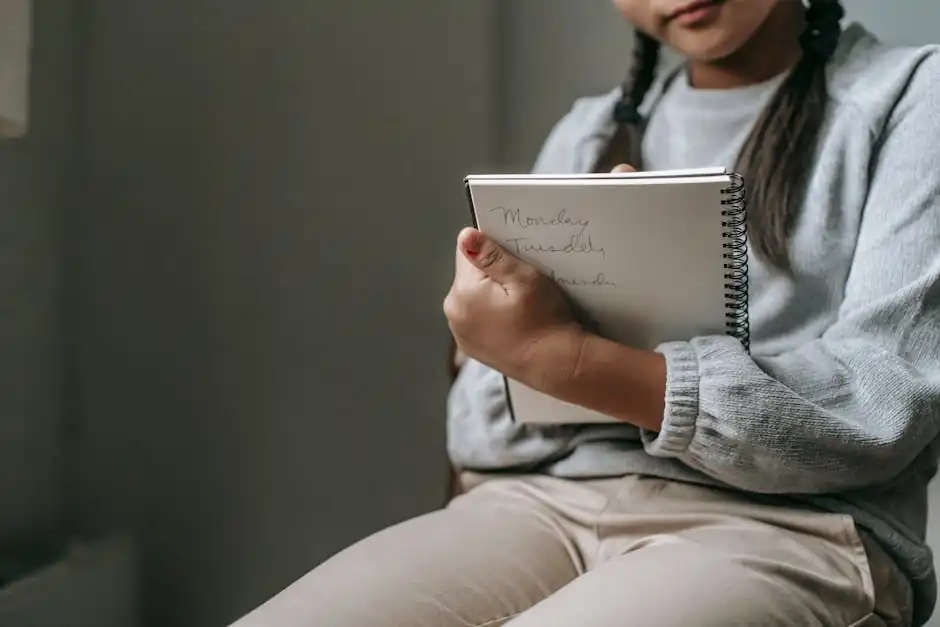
xmin=596 ymin=0 xmax=846 ymax=272
xmin=593 ymin=31 xmax=661 ymax=173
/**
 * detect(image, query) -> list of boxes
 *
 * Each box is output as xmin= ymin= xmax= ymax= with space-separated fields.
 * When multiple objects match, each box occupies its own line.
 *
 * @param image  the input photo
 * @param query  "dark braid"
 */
xmin=614 ymin=32 xmax=662 ymax=126
xmin=735 ymin=0 xmax=845 ymax=272
xmin=593 ymin=31 xmax=661 ymax=173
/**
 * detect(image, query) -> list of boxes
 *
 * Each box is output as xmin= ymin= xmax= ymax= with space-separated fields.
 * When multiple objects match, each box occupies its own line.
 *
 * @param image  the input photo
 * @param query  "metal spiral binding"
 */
xmin=720 ymin=173 xmax=750 ymax=353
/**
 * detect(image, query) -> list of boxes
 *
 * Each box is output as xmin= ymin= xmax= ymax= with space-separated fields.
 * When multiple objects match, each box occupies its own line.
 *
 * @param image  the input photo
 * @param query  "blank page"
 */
xmin=466 ymin=172 xmax=737 ymax=424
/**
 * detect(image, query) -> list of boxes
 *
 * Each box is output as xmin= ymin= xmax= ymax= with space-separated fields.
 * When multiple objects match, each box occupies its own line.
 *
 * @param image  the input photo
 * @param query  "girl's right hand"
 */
xmin=446 ymin=163 xmax=634 ymax=382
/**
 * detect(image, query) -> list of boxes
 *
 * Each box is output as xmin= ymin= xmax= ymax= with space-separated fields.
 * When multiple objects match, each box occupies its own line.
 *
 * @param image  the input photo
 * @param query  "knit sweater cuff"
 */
xmin=642 ymin=341 xmax=700 ymax=457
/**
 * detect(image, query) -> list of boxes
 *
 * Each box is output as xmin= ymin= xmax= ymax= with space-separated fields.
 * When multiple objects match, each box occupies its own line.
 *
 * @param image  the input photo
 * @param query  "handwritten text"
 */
xmin=490 ymin=206 xmax=589 ymax=235
xmin=506 ymin=233 xmax=605 ymax=259
xmin=549 ymin=271 xmax=616 ymax=288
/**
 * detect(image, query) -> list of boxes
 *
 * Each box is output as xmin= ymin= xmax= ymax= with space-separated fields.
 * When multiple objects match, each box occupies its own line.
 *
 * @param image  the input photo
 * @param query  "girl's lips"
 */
xmin=667 ymin=0 xmax=725 ymax=27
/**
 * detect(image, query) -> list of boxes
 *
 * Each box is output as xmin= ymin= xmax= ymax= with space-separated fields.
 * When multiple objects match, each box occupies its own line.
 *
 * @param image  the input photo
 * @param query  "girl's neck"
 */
xmin=688 ymin=2 xmax=806 ymax=89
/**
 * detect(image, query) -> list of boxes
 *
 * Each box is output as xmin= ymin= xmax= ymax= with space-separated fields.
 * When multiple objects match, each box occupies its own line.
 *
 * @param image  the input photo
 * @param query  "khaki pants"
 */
xmin=232 ymin=473 xmax=912 ymax=626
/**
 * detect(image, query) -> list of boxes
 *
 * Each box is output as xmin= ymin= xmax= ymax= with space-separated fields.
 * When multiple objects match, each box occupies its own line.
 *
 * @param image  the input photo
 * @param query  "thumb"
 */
xmin=458 ymin=227 xmax=527 ymax=284
xmin=611 ymin=163 xmax=637 ymax=174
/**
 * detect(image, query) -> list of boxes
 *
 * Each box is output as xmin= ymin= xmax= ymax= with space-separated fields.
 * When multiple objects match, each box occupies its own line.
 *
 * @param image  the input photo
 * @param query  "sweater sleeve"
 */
xmin=642 ymin=55 xmax=940 ymax=494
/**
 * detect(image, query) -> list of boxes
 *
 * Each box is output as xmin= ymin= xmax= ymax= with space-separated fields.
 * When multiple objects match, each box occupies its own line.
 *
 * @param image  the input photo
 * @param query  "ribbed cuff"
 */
xmin=641 ymin=341 xmax=700 ymax=457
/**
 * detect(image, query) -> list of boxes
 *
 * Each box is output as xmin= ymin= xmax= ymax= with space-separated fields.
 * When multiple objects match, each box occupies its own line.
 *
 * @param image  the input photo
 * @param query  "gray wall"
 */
xmin=499 ymin=0 xmax=634 ymax=170
xmin=847 ymin=0 xmax=939 ymax=46
xmin=0 ymin=0 xmax=79 ymax=549
xmin=74 ymin=2 xmax=496 ymax=625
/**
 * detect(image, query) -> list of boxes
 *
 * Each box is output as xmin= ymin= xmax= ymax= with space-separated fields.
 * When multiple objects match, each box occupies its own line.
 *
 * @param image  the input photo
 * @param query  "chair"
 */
xmin=445 ymin=338 xmax=464 ymax=504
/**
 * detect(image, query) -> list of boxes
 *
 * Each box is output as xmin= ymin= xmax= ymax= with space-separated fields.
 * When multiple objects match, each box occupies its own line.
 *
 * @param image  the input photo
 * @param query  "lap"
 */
xmin=509 ymin=518 xmax=888 ymax=627
xmin=230 ymin=474 xmax=908 ymax=627
xmin=230 ymin=476 xmax=587 ymax=627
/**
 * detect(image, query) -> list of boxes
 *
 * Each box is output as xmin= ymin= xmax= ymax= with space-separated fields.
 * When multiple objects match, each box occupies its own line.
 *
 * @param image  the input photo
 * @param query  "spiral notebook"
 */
xmin=464 ymin=167 xmax=749 ymax=424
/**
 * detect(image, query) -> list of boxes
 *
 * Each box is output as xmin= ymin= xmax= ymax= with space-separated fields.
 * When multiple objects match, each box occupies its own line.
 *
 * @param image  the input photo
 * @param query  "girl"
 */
xmin=234 ymin=1 xmax=940 ymax=625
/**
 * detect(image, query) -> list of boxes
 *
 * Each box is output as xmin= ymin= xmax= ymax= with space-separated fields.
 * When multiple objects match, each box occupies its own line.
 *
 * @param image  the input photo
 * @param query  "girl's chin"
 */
xmin=666 ymin=35 xmax=742 ymax=65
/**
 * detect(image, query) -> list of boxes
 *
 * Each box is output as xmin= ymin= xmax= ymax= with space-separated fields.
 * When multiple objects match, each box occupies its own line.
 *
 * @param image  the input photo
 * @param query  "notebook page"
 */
xmin=467 ymin=174 xmax=732 ymax=424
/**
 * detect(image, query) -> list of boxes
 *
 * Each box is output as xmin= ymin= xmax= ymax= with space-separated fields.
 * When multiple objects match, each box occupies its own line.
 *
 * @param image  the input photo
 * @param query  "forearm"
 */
xmin=530 ymin=326 xmax=940 ymax=494
xmin=533 ymin=329 xmax=666 ymax=432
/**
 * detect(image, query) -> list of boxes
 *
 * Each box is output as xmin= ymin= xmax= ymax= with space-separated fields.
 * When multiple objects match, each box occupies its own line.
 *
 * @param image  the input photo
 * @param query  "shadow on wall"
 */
xmin=72 ymin=1 xmax=497 ymax=626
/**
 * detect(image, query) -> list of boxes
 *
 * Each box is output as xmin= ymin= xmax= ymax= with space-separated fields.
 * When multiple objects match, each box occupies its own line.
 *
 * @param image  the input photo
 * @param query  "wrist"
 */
xmin=537 ymin=331 xmax=667 ymax=430
xmin=517 ymin=324 xmax=588 ymax=395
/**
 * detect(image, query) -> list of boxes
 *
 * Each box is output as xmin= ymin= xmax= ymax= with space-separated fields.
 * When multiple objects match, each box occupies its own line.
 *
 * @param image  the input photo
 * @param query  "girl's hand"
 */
xmin=443 ymin=228 xmax=582 ymax=391
xmin=610 ymin=164 xmax=636 ymax=174
xmin=444 ymin=164 xmax=637 ymax=390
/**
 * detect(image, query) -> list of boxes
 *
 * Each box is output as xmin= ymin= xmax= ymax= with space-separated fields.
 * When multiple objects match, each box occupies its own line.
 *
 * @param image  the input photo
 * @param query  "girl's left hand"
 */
xmin=443 ymin=227 xmax=583 ymax=390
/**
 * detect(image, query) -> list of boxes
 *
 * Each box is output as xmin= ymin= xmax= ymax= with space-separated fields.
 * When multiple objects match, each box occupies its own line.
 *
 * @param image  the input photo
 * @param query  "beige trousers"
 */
xmin=232 ymin=473 xmax=912 ymax=626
